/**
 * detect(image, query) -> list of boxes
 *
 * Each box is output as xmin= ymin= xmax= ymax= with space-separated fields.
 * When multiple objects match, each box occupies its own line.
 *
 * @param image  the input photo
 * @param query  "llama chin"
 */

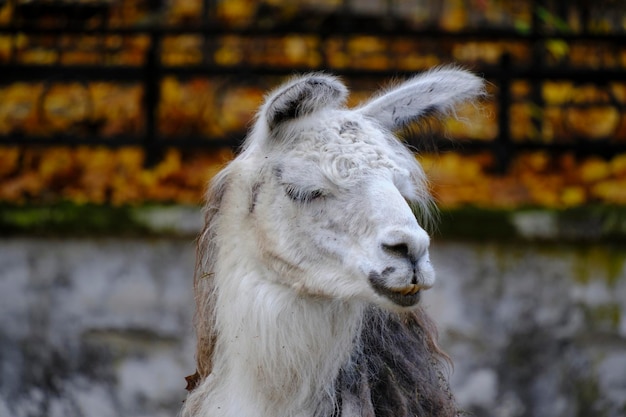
xmin=182 ymin=68 xmax=485 ymax=417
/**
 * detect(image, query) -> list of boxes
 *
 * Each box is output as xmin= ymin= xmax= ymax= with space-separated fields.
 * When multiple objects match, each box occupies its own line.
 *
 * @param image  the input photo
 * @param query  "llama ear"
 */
xmin=356 ymin=67 xmax=485 ymax=131
xmin=263 ymin=74 xmax=348 ymax=130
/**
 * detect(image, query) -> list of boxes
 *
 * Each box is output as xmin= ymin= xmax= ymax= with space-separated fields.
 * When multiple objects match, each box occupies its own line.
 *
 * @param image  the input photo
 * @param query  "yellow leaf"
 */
xmin=546 ymin=40 xmax=569 ymax=60
xmin=580 ymin=158 xmax=611 ymax=183
xmin=592 ymin=180 xmax=626 ymax=204
xmin=561 ymin=186 xmax=586 ymax=207
xmin=610 ymin=154 xmax=626 ymax=177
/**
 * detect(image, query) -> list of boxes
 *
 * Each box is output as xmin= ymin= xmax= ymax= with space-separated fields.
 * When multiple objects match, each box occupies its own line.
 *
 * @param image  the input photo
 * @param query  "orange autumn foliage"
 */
xmin=420 ymin=151 xmax=626 ymax=209
xmin=1 ymin=0 xmax=626 ymax=208
xmin=3 ymin=145 xmax=626 ymax=208
xmin=0 ymin=146 xmax=233 ymax=206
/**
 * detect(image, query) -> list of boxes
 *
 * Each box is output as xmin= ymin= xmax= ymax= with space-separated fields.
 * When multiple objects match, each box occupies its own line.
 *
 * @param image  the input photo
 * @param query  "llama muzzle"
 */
xmin=368 ymin=271 xmax=424 ymax=307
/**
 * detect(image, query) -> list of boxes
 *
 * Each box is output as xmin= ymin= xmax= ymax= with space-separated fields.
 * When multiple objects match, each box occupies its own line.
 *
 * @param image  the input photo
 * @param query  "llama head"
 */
xmin=201 ymin=69 xmax=484 ymax=311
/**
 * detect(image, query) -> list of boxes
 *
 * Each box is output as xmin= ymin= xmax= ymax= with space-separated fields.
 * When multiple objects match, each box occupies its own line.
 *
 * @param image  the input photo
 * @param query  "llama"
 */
xmin=182 ymin=68 xmax=485 ymax=417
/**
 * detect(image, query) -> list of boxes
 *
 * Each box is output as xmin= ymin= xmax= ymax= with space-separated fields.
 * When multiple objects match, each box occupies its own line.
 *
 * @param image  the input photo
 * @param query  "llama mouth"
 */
xmin=368 ymin=273 xmax=422 ymax=307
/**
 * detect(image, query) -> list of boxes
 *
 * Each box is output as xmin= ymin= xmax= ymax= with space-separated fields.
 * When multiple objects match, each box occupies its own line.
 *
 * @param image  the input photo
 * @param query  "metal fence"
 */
xmin=1 ymin=0 xmax=626 ymax=171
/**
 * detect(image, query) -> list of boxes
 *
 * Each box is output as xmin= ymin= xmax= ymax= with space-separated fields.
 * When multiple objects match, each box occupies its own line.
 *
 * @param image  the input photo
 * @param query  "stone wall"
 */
xmin=0 ymin=237 xmax=625 ymax=417
xmin=428 ymin=242 xmax=626 ymax=417
xmin=0 ymin=239 xmax=196 ymax=417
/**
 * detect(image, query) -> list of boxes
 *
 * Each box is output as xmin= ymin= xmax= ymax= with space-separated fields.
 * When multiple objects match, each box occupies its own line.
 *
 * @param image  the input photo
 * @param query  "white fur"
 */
xmin=182 ymin=68 xmax=485 ymax=417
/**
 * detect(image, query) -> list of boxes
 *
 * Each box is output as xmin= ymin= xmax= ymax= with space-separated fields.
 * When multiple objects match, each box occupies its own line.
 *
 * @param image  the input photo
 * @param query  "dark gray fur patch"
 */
xmin=393 ymin=104 xmax=440 ymax=129
xmin=419 ymin=104 xmax=439 ymax=119
xmin=335 ymin=307 xmax=457 ymax=417
xmin=339 ymin=121 xmax=360 ymax=135
xmin=249 ymin=181 xmax=263 ymax=214
xmin=267 ymin=77 xmax=343 ymax=129
xmin=270 ymin=100 xmax=301 ymax=128
xmin=273 ymin=166 xmax=283 ymax=180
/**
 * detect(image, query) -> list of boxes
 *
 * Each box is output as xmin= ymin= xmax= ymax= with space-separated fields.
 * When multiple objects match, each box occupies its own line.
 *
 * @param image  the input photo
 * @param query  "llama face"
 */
xmin=242 ymin=113 xmax=432 ymax=310
xmin=214 ymin=71 xmax=484 ymax=310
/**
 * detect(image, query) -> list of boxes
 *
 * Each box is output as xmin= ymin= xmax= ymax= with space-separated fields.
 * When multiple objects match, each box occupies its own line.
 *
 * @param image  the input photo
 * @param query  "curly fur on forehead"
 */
xmin=266 ymin=109 xmax=435 ymax=218
xmin=182 ymin=69 xmax=485 ymax=417
xmin=279 ymin=117 xmax=419 ymax=175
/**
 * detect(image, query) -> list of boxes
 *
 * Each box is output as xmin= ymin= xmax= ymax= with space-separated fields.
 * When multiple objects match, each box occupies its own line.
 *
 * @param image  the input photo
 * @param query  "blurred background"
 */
xmin=0 ymin=1 xmax=625 ymax=416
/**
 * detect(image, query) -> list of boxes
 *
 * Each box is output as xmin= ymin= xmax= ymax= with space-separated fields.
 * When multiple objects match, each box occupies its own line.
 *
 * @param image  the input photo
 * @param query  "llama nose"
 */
xmin=380 ymin=228 xmax=429 ymax=262
xmin=382 ymin=242 xmax=410 ymax=259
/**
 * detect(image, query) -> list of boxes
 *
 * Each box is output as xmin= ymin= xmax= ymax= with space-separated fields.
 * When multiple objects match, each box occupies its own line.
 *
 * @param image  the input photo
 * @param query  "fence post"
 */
xmin=494 ymin=52 xmax=512 ymax=174
xmin=143 ymin=30 xmax=162 ymax=167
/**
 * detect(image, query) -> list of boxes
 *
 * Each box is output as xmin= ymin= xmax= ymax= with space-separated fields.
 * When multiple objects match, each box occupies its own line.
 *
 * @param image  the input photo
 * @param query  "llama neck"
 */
xmin=206 ymin=264 xmax=364 ymax=417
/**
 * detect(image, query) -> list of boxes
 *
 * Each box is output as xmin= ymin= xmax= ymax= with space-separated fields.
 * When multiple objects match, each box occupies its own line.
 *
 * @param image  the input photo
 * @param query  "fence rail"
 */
xmin=1 ymin=1 xmax=626 ymax=171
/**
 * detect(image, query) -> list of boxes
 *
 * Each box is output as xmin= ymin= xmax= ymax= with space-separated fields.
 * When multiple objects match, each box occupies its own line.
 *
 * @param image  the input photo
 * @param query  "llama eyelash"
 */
xmin=275 ymin=165 xmax=326 ymax=203
xmin=284 ymin=184 xmax=325 ymax=203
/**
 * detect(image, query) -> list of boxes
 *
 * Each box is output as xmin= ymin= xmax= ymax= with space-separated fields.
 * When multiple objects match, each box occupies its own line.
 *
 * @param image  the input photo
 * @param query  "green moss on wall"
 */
xmin=583 ymin=303 xmax=622 ymax=331
xmin=573 ymin=374 xmax=610 ymax=417
xmin=0 ymin=203 xmax=152 ymax=236
xmin=573 ymin=246 xmax=626 ymax=286
xmin=4 ymin=204 xmax=626 ymax=243
xmin=435 ymin=208 xmax=518 ymax=241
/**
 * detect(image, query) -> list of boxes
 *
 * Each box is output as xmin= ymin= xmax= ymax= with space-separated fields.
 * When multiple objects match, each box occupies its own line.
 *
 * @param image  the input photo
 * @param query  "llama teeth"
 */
xmin=406 ymin=285 xmax=418 ymax=295
xmin=394 ymin=285 xmax=419 ymax=296
xmin=391 ymin=286 xmax=407 ymax=295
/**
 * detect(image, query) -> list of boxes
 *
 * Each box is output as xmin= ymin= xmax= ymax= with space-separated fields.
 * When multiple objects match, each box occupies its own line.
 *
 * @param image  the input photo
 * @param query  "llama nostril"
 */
xmin=381 ymin=228 xmax=430 ymax=262
xmin=382 ymin=242 xmax=410 ymax=259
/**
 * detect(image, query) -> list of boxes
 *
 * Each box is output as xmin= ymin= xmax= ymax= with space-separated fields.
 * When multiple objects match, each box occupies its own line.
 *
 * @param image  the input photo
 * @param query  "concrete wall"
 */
xmin=428 ymin=242 xmax=626 ymax=417
xmin=0 ymin=239 xmax=195 ymax=417
xmin=0 ymin=237 xmax=625 ymax=417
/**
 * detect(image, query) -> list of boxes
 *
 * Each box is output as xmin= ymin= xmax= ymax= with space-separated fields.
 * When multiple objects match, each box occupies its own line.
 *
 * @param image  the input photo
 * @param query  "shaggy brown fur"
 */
xmin=335 ymin=307 xmax=457 ymax=417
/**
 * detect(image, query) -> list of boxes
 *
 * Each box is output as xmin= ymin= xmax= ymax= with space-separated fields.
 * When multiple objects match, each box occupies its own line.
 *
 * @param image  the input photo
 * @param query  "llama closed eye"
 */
xmin=284 ymin=184 xmax=325 ymax=203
